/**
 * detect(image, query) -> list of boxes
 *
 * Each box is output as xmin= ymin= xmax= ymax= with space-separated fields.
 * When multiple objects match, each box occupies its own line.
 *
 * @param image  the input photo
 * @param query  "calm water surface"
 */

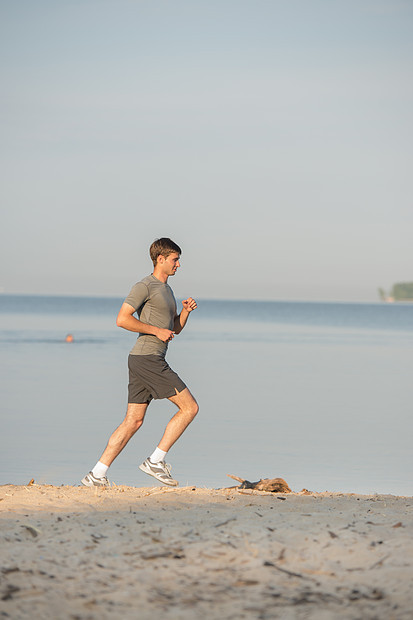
xmin=1 ymin=295 xmax=412 ymax=495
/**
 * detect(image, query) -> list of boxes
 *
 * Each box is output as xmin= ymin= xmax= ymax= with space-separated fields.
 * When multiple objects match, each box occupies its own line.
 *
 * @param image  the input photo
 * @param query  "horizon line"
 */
xmin=0 ymin=291 xmax=394 ymax=305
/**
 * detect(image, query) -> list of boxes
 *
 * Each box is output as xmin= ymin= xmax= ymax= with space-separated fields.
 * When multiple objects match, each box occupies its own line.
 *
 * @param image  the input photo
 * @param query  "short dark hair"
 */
xmin=149 ymin=238 xmax=182 ymax=267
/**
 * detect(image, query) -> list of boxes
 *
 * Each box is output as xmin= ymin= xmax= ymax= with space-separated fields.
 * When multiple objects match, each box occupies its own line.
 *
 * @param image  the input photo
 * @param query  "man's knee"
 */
xmin=185 ymin=398 xmax=199 ymax=420
xmin=170 ymin=388 xmax=199 ymax=420
xmin=130 ymin=418 xmax=144 ymax=432
xmin=118 ymin=416 xmax=143 ymax=438
xmin=125 ymin=403 xmax=147 ymax=432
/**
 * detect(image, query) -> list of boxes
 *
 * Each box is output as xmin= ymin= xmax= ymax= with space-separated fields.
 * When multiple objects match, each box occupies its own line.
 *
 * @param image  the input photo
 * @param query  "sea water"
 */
xmin=1 ymin=295 xmax=412 ymax=495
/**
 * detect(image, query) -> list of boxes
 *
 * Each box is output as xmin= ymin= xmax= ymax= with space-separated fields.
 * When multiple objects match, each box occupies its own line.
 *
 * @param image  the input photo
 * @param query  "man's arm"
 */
xmin=174 ymin=297 xmax=197 ymax=334
xmin=116 ymin=303 xmax=175 ymax=343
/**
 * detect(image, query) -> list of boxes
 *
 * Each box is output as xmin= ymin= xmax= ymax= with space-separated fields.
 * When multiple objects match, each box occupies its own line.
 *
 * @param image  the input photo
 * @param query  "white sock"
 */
xmin=149 ymin=447 xmax=167 ymax=463
xmin=92 ymin=461 xmax=109 ymax=479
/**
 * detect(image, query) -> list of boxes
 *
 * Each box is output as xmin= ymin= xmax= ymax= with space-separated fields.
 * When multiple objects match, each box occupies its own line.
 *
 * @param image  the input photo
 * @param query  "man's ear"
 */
xmin=157 ymin=254 xmax=165 ymax=265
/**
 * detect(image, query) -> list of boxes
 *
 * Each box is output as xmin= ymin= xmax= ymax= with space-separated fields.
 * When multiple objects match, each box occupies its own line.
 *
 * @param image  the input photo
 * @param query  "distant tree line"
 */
xmin=378 ymin=282 xmax=413 ymax=302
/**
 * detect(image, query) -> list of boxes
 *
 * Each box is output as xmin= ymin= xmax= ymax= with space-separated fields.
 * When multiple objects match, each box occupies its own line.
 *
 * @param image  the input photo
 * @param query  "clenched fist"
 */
xmin=182 ymin=297 xmax=197 ymax=312
xmin=156 ymin=328 xmax=175 ymax=342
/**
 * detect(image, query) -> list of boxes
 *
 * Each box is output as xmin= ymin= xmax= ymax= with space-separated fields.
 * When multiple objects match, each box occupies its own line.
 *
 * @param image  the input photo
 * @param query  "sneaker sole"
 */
xmin=81 ymin=476 xmax=109 ymax=488
xmin=138 ymin=463 xmax=178 ymax=486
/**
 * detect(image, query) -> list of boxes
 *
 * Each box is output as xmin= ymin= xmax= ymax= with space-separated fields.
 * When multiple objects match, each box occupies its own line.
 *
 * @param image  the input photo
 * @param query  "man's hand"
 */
xmin=182 ymin=297 xmax=197 ymax=313
xmin=173 ymin=298 xmax=197 ymax=334
xmin=156 ymin=328 xmax=175 ymax=343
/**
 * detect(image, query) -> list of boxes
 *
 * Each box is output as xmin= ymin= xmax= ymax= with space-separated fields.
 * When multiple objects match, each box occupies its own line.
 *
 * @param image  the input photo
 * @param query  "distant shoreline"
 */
xmin=381 ymin=297 xmax=413 ymax=304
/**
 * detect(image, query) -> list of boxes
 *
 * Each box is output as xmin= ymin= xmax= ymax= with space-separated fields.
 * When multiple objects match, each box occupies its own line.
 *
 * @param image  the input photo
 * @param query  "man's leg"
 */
xmin=159 ymin=388 xmax=199 ymax=452
xmin=99 ymin=402 xmax=149 ymax=466
xmin=82 ymin=403 xmax=148 ymax=487
xmin=139 ymin=388 xmax=198 ymax=487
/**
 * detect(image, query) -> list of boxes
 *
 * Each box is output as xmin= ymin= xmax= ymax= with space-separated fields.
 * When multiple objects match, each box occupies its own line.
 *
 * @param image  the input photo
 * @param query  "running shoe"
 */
xmin=139 ymin=458 xmax=178 ymax=486
xmin=81 ymin=471 xmax=110 ymax=488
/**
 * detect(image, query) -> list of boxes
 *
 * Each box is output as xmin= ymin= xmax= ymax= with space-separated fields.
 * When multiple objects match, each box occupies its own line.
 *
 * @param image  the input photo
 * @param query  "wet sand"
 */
xmin=1 ymin=483 xmax=412 ymax=619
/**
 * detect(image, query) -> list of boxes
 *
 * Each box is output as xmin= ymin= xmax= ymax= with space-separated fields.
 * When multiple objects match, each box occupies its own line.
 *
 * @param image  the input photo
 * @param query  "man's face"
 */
xmin=160 ymin=252 xmax=180 ymax=276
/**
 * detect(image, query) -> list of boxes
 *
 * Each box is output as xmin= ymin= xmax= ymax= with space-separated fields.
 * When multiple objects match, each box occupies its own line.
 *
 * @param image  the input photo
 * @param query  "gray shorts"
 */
xmin=128 ymin=354 xmax=187 ymax=404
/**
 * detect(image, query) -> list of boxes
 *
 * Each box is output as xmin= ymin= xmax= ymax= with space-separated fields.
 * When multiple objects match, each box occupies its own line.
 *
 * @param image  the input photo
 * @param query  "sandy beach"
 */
xmin=1 ymin=483 xmax=412 ymax=619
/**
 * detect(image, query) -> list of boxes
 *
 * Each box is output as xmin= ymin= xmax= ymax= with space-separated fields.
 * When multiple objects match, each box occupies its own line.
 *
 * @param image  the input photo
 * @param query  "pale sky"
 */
xmin=1 ymin=0 xmax=412 ymax=301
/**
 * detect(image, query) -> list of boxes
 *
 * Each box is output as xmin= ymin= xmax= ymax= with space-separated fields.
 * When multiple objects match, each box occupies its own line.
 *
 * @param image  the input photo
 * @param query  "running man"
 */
xmin=81 ymin=238 xmax=198 ymax=487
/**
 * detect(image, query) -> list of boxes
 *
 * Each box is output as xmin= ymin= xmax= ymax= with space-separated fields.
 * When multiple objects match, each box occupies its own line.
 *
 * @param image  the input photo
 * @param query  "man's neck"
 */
xmin=152 ymin=268 xmax=168 ymax=284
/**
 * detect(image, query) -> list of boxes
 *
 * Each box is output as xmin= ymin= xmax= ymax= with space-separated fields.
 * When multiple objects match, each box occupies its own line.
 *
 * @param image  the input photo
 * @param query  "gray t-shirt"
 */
xmin=124 ymin=274 xmax=178 ymax=357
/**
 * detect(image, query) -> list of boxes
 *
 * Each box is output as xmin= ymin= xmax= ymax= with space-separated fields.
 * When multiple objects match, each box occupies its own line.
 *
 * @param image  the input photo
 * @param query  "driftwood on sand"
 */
xmin=227 ymin=475 xmax=292 ymax=493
